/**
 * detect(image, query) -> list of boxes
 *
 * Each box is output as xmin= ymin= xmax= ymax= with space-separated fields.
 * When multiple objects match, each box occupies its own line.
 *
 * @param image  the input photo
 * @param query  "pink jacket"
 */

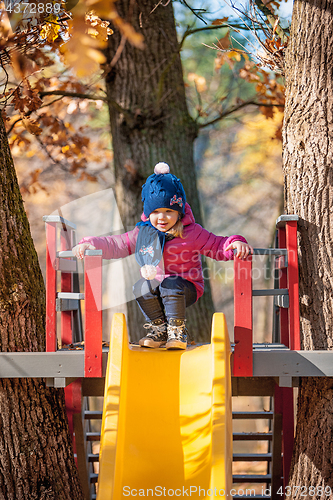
xmin=79 ymin=203 xmax=247 ymax=299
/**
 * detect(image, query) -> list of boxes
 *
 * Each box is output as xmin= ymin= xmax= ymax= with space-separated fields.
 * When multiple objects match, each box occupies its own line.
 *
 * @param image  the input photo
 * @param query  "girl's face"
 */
xmin=149 ymin=208 xmax=179 ymax=232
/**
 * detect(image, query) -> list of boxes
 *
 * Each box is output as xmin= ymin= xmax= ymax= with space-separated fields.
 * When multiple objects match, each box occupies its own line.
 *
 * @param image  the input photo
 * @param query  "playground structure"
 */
xmin=1 ymin=214 xmax=333 ymax=499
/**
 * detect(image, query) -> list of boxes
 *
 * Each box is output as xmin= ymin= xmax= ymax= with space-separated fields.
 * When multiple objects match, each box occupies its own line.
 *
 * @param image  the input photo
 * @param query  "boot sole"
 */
xmin=139 ymin=339 xmax=166 ymax=348
xmin=165 ymin=340 xmax=187 ymax=350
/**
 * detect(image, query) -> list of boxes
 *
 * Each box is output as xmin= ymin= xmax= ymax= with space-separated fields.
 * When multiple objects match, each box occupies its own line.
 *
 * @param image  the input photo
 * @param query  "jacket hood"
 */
xmin=182 ymin=203 xmax=195 ymax=226
xmin=140 ymin=202 xmax=195 ymax=226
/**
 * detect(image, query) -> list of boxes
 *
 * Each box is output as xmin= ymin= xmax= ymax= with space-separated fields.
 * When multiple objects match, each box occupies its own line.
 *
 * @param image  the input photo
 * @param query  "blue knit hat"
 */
xmin=141 ymin=163 xmax=186 ymax=217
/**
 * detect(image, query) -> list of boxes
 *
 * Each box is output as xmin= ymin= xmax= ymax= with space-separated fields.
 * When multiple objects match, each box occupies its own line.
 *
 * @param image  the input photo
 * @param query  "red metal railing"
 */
xmin=45 ymin=221 xmax=57 ymax=352
xmin=233 ymin=215 xmax=300 ymax=376
xmin=84 ymin=254 xmax=103 ymax=377
xmin=44 ymin=216 xmax=103 ymax=378
xmin=276 ymin=216 xmax=299 ymax=489
xmin=233 ymin=214 xmax=299 ymax=492
xmin=233 ymin=255 xmax=253 ymax=376
xmin=44 ymin=215 xmax=103 ymax=468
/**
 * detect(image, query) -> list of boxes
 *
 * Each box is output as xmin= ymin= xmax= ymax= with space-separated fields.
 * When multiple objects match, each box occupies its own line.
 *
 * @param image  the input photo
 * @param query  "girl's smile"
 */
xmin=149 ymin=208 xmax=179 ymax=232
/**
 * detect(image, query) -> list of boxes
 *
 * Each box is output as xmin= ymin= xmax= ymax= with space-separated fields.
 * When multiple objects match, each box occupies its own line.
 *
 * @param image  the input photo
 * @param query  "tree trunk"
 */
xmin=283 ymin=0 xmax=333 ymax=494
xmin=0 ymin=115 xmax=84 ymax=500
xmin=104 ymin=0 xmax=215 ymax=341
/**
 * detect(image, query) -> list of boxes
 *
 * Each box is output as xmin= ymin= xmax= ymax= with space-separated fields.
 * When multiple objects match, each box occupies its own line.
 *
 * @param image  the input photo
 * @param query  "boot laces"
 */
xmin=167 ymin=323 xmax=187 ymax=341
xmin=143 ymin=322 xmax=167 ymax=339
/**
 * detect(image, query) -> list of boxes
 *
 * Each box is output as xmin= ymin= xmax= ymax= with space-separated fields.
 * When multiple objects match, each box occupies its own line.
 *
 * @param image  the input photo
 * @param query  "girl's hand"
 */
xmin=225 ymin=241 xmax=253 ymax=260
xmin=72 ymin=243 xmax=96 ymax=260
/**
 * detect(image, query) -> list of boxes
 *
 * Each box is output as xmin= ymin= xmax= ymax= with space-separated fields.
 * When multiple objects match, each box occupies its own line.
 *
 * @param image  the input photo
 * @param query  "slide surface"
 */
xmin=97 ymin=313 xmax=232 ymax=499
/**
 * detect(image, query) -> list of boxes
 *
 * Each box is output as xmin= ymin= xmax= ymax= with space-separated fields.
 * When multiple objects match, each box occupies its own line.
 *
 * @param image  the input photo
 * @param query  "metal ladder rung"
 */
xmin=252 ymin=288 xmax=288 ymax=296
xmin=86 ymin=432 xmax=101 ymax=441
xmin=90 ymin=473 xmax=98 ymax=484
xmin=233 ymin=453 xmax=272 ymax=462
xmin=233 ymin=432 xmax=272 ymax=441
xmin=233 ymin=474 xmax=272 ymax=483
xmin=57 ymin=292 xmax=85 ymax=300
xmin=232 ymin=411 xmax=273 ymax=419
xmin=84 ymin=410 xmax=103 ymax=419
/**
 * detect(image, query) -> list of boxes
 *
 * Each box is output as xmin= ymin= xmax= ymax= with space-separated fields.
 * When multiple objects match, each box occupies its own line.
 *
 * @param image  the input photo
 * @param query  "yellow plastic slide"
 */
xmin=97 ymin=313 xmax=232 ymax=500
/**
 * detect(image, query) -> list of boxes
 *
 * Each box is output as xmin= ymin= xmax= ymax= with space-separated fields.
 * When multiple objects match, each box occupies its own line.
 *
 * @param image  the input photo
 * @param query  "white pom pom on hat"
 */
xmin=154 ymin=162 xmax=170 ymax=174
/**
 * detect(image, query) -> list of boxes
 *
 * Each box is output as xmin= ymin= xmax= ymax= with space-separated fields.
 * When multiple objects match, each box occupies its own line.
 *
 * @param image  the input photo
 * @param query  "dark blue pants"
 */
xmin=133 ymin=276 xmax=197 ymax=323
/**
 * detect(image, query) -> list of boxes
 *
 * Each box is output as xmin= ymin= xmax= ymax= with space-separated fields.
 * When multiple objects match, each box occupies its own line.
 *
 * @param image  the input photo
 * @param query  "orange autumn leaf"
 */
xmin=211 ymin=17 xmax=228 ymax=25
xmin=217 ymin=31 xmax=230 ymax=50
xmin=22 ymin=117 xmax=42 ymax=135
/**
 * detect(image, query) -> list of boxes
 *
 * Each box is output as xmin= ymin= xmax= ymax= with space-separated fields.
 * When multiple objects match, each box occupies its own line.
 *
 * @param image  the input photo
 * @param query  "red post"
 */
xmin=64 ymin=379 xmax=83 ymax=464
xmin=46 ymin=223 xmax=57 ymax=352
xmin=286 ymin=221 xmax=300 ymax=350
xmin=60 ymin=227 xmax=73 ymax=346
xmin=278 ymin=227 xmax=289 ymax=347
xmin=233 ymin=255 xmax=253 ymax=376
xmin=274 ymin=385 xmax=294 ymax=492
xmin=84 ymin=254 xmax=102 ymax=377
xmin=275 ymin=216 xmax=299 ymax=495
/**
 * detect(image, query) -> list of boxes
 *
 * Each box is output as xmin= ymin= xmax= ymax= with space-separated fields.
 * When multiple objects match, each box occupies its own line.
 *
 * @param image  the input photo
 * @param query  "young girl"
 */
xmin=72 ymin=163 xmax=252 ymax=350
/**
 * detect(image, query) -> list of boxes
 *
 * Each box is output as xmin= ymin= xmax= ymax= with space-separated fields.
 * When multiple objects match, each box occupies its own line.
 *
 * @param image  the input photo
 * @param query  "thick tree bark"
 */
xmin=104 ymin=0 xmax=215 ymax=341
xmin=283 ymin=0 xmax=333 ymax=495
xmin=0 ymin=115 xmax=84 ymax=499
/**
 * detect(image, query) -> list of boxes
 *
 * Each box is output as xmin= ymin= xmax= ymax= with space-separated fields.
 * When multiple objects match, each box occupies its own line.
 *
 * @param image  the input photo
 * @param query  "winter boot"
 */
xmin=139 ymin=319 xmax=168 ymax=348
xmin=165 ymin=319 xmax=187 ymax=350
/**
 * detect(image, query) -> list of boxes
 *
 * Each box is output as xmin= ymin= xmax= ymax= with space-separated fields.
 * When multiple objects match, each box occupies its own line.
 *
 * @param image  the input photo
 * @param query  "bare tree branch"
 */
xmin=178 ymin=22 xmax=251 ymax=51
xmin=198 ymin=100 xmax=284 ymax=129
xmin=39 ymin=90 xmax=107 ymax=101
xmin=38 ymin=90 xmax=134 ymax=120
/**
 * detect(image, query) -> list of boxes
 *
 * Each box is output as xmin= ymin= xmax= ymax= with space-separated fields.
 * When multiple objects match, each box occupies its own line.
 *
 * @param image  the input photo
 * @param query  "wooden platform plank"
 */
xmin=0 ymin=348 xmax=331 ymax=379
